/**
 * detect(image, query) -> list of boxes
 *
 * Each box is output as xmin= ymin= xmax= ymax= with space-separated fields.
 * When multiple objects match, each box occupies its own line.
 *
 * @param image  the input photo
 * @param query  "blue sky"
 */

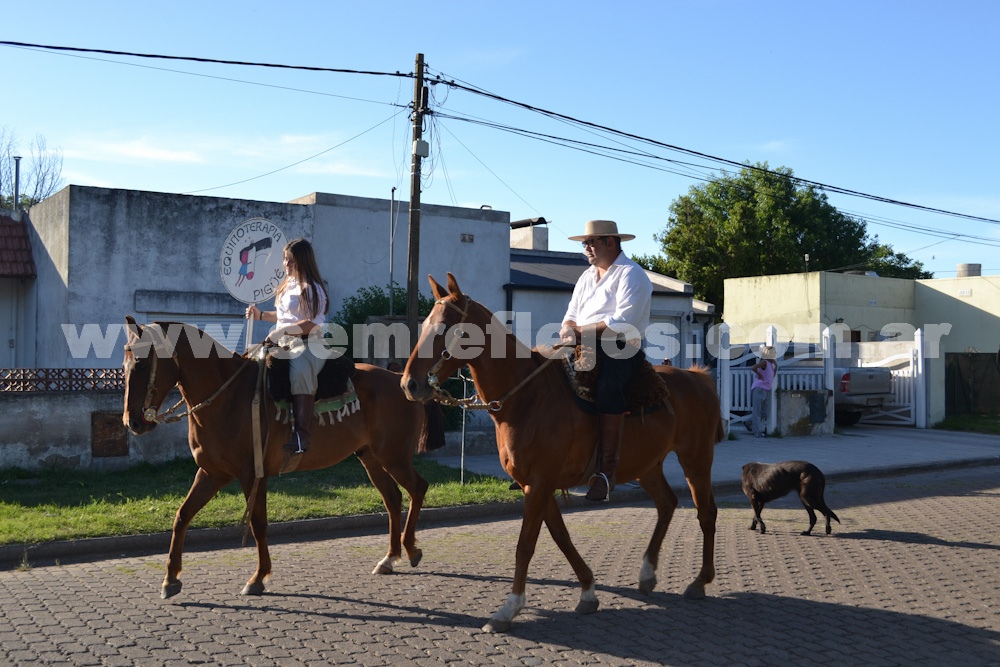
xmin=4 ymin=1 xmax=998 ymax=278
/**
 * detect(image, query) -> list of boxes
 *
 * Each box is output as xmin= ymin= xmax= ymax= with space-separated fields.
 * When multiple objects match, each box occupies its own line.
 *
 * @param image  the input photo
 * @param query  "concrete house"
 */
xmin=723 ymin=267 xmax=1000 ymax=424
xmin=1 ymin=185 xmax=511 ymax=469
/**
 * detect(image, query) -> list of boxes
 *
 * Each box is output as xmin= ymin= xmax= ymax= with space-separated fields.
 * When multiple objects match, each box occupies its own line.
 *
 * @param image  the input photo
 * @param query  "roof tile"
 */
xmin=0 ymin=214 xmax=36 ymax=278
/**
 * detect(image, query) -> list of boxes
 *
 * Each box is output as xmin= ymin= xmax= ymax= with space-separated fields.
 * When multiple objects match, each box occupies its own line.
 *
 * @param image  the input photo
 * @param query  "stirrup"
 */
xmin=586 ymin=472 xmax=611 ymax=502
xmin=283 ymin=431 xmax=306 ymax=454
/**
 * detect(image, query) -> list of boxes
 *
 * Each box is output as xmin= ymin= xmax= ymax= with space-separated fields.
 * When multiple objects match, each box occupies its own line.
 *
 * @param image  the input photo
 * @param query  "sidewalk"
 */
xmin=430 ymin=424 xmax=1000 ymax=497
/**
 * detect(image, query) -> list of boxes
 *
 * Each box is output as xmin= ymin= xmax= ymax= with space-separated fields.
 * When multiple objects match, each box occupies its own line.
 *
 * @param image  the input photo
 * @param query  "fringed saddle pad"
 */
xmin=561 ymin=344 xmax=671 ymax=414
xmin=265 ymin=351 xmax=360 ymax=426
xmin=272 ymin=380 xmax=361 ymax=427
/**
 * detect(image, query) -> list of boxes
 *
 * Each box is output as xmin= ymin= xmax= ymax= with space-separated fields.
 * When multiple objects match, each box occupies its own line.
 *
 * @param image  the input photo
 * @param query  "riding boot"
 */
xmin=586 ymin=413 xmax=624 ymax=502
xmin=284 ymin=394 xmax=315 ymax=454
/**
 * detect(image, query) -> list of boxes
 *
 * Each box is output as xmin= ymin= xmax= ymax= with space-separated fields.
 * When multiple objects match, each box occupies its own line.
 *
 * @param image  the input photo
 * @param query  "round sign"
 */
xmin=219 ymin=218 xmax=287 ymax=304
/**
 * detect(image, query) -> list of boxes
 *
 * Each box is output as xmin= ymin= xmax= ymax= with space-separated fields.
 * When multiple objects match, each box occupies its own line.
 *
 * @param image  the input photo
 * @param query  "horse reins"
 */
xmin=425 ymin=294 xmax=568 ymax=412
xmin=126 ymin=323 xmax=253 ymax=425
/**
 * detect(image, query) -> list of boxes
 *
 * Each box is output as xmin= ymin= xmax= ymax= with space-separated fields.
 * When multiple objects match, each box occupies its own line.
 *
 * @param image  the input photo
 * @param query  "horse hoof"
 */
xmin=682 ymin=582 xmax=706 ymax=600
xmin=639 ymin=576 xmax=657 ymax=595
xmin=482 ymin=619 xmax=511 ymax=633
xmin=240 ymin=581 xmax=266 ymax=596
xmin=161 ymin=581 xmax=182 ymax=599
xmin=372 ymin=563 xmax=393 ymax=575
xmin=409 ymin=548 xmax=423 ymax=567
xmin=575 ymin=598 xmax=600 ymax=615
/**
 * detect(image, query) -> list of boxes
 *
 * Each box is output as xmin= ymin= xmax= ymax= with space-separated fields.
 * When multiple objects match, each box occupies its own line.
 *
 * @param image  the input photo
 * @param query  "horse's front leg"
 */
xmin=636 ymin=467 xmax=679 ymax=595
xmin=162 ymin=468 xmax=230 ymax=599
xmin=357 ymin=451 xmax=405 ymax=574
xmin=683 ymin=470 xmax=717 ymax=599
xmin=240 ymin=476 xmax=270 ymax=595
xmin=483 ymin=487 xmax=548 ymax=633
xmin=542 ymin=494 xmax=597 ymax=614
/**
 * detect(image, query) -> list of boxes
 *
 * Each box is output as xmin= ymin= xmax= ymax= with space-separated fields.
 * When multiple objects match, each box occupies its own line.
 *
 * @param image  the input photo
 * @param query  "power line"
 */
xmin=183 ymin=110 xmax=405 ymax=194
xmin=6 ymin=40 xmax=997 ymax=231
xmin=0 ymin=40 xmax=410 ymax=79
xmin=428 ymin=68 xmax=1000 ymax=226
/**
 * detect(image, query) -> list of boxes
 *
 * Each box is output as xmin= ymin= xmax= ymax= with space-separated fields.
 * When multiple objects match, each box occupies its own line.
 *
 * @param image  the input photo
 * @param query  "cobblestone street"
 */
xmin=1 ymin=465 xmax=998 ymax=666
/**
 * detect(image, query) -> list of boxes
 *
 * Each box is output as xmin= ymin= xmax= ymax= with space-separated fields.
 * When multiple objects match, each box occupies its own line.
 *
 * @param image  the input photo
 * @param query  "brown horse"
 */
xmin=121 ymin=316 xmax=444 ymax=599
xmin=402 ymin=274 xmax=721 ymax=633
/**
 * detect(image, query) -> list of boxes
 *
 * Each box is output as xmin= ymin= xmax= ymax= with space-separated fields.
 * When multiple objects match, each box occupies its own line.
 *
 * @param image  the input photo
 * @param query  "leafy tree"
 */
xmin=631 ymin=253 xmax=671 ymax=275
xmin=332 ymin=282 xmax=466 ymax=429
xmin=330 ymin=282 xmax=435 ymax=360
xmin=1 ymin=128 xmax=64 ymax=209
xmin=649 ymin=162 xmax=930 ymax=313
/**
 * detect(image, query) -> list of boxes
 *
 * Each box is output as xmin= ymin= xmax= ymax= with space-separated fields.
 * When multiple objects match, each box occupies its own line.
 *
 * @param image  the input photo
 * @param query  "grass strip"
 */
xmin=0 ymin=455 xmax=519 ymax=546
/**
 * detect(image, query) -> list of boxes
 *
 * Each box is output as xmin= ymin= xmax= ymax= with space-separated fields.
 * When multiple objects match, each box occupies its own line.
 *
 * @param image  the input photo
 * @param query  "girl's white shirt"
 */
xmin=274 ymin=277 xmax=328 ymax=328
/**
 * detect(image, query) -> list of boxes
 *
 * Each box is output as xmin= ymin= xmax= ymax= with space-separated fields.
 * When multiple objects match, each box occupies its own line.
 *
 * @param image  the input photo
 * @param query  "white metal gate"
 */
xmin=716 ymin=325 xmax=927 ymax=432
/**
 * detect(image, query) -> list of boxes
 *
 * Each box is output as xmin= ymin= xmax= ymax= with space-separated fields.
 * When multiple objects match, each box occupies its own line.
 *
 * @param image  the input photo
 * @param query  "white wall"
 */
xmin=25 ymin=186 xmax=510 ymax=368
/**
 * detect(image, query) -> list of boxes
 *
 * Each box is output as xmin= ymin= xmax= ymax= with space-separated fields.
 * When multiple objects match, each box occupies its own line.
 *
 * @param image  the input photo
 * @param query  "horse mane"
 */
xmin=149 ymin=321 xmax=244 ymax=361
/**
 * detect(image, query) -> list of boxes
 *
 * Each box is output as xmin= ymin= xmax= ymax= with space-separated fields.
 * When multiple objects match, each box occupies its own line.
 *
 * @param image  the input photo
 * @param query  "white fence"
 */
xmin=716 ymin=325 xmax=927 ymax=432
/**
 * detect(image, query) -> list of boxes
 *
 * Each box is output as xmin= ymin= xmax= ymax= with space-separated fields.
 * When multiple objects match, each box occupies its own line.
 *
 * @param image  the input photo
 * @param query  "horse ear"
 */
xmin=125 ymin=315 xmax=139 ymax=340
xmin=428 ymin=275 xmax=447 ymax=300
xmin=446 ymin=272 xmax=461 ymax=297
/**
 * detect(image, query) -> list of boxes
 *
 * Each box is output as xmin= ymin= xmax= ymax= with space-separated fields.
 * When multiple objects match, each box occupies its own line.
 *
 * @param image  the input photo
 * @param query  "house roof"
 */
xmin=508 ymin=248 xmax=693 ymax=297
xmin=0 ymin=213 xmax=36 ymax=278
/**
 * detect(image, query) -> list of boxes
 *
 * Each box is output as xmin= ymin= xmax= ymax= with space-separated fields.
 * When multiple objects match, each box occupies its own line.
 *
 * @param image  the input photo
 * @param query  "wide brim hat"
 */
xmin=568 ymin=219 xmax=636 ymax=242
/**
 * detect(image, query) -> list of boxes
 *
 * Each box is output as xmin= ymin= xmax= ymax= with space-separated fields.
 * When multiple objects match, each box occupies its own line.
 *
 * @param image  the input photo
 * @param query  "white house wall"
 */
xmin=26 ymin=186 xmax=510 ymax=369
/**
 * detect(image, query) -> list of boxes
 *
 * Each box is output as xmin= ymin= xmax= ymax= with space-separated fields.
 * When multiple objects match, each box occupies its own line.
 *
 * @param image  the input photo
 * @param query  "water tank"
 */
xmin=956 ymin=263 xmax=982 ymax=277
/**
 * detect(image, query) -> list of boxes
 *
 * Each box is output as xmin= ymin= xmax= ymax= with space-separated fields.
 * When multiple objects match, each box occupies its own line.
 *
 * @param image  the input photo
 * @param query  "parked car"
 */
xmin=833 ymin=366 xmax=894 ymax=425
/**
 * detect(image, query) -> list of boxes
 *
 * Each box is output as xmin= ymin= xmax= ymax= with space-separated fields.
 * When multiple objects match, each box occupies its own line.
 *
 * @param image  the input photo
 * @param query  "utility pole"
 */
xmin=406 ymin=53 xmax=428 ymax=346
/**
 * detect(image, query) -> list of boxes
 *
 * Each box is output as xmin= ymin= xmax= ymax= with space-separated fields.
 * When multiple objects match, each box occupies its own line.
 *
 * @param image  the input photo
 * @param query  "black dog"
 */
xmin=741 ymin=461 xmax=841 ymax=535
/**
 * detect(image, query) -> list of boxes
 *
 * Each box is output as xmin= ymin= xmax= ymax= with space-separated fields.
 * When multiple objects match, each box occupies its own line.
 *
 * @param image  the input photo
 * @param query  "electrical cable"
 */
xmin=183 ymin=109 xmax=404 ymax=194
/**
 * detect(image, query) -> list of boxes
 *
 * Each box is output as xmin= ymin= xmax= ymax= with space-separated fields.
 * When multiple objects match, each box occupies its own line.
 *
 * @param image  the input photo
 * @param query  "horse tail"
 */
xmin=689 ymin=365 xmax=726 ymax=444
xmin=418 ymin=402 xmax=447 ymax=453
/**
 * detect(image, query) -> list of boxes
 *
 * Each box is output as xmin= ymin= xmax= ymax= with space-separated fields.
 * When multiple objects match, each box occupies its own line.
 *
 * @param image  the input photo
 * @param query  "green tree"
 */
xmin=1 ymin=128 xmax=64 ymax=209
xmin=330 ymin=282 xmax=435 ymax=359
xmin=650 ymin=163 xmax=930 ymax=313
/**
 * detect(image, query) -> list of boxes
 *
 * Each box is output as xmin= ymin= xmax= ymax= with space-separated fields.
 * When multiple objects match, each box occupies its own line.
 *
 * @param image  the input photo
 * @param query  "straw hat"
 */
xmin=568 ymin=219 xmax=636 ymax=242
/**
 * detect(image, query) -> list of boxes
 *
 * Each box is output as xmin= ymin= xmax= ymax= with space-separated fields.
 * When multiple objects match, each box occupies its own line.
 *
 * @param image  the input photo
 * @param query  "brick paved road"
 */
xmin=1 ymin=464 xmax=998 ymax=666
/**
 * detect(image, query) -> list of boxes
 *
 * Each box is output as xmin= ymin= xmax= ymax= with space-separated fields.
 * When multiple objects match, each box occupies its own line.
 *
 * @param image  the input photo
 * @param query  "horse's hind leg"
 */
xmin=683 ymin=469 xmax=717 ymax=600
xmin=162 ymin=468 xmax=230 ymax=599
xmin=241 ymin=477 xmax=270 ymax=595
xmin=356 ymin=449 xmax=406 ymax=574
xmin=379 ymin=458 xmax=430 ymax=569
xmin=542 ymin=494 xmax=597 ymax=614
xmin=636 ymin=467 xmax=679 ymax=595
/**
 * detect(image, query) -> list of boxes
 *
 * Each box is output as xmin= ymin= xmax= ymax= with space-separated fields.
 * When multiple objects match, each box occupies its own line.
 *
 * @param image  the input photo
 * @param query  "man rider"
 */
xmin=560 ymin=220 xmax=653 ymax=501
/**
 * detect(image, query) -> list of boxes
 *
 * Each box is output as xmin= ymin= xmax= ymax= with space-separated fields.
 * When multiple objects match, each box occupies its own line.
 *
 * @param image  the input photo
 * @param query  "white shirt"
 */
xmin=564 ymin=252 xmax=653 ymax=338
xmin=275 ymin=277 xmax=328 ymax=328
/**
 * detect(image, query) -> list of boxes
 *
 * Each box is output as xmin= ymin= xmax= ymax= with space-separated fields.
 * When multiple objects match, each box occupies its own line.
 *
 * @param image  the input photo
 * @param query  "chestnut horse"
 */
xmin=122 ymin=316 xmax=444 ymax=599
xmin=402 ymin=274 xmax=722 ymax=633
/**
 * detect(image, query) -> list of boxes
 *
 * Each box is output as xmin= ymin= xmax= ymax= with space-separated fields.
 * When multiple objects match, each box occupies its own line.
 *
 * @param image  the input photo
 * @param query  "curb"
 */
xmin=4 ymin=457 xmax=997 ymax=569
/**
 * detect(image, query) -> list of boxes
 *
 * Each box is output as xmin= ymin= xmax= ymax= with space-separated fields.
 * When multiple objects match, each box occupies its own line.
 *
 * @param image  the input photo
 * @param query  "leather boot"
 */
xmin=284 ymin=394 xmax=315 ymax=454
xmin=586 ymin=413 xmax=624 ymax=502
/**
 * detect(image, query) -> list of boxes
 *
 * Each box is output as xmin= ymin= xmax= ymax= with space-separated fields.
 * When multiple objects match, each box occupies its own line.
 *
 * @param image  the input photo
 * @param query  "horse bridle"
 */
xmin=125 ymin=323 xmax=251 ymax=425
xmin=424 ymin=294 xmax=565 ymax=412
